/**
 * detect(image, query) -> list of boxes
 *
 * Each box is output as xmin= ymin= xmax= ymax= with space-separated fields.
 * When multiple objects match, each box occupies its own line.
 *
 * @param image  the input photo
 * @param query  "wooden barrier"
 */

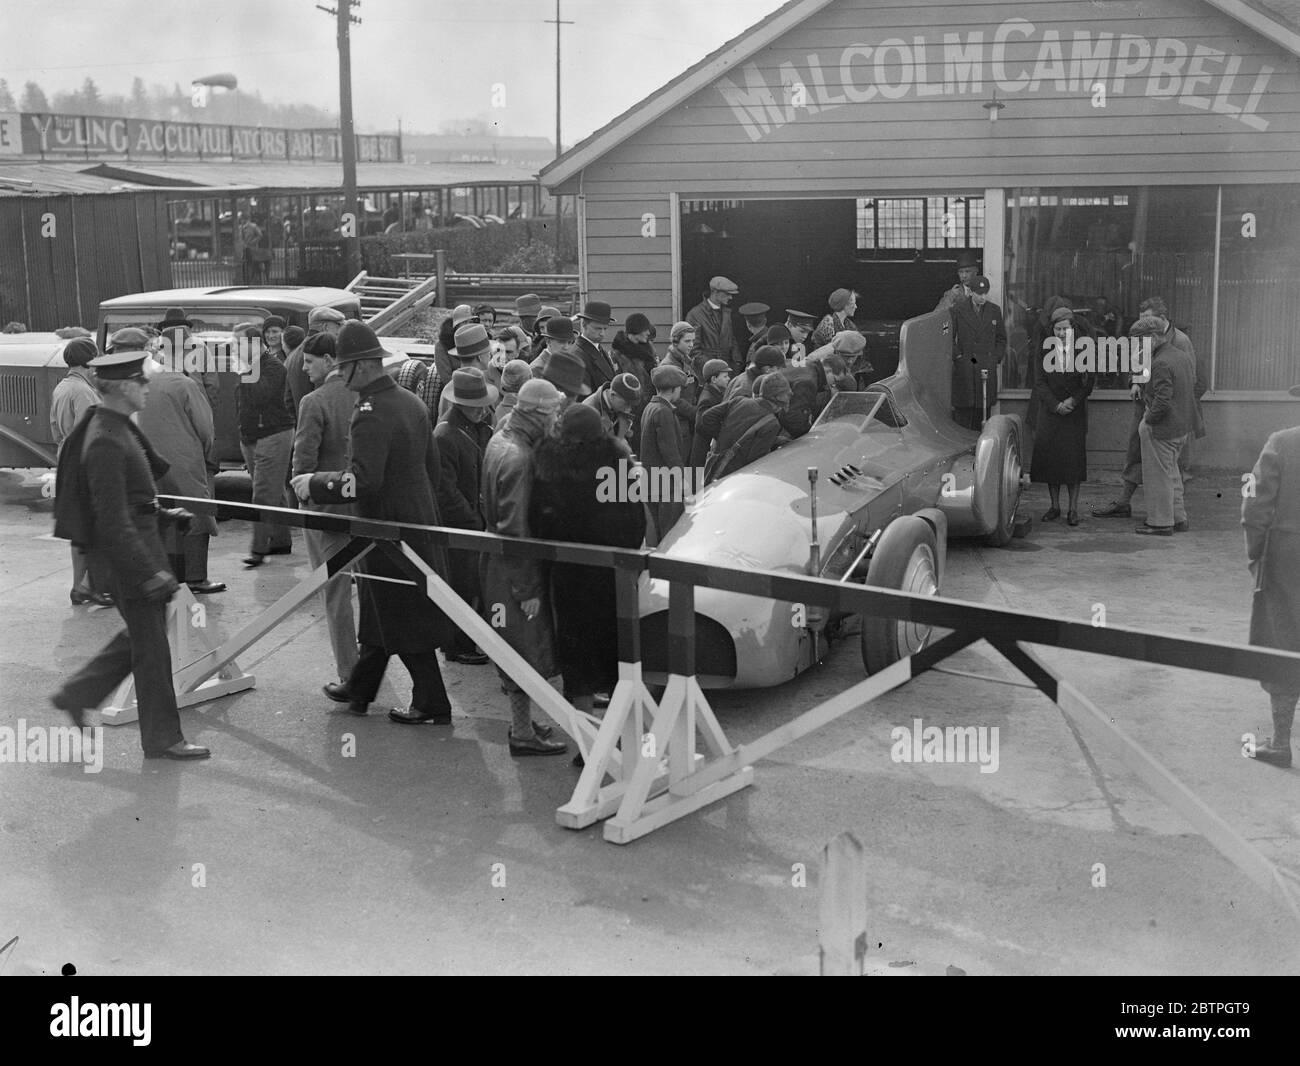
xmin=155 ymin=495 xmax=1300 ymax=918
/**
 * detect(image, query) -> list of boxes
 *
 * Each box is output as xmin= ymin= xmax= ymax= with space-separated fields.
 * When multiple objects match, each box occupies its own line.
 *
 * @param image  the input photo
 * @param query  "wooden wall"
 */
xmin=0 ymin=191 xmax=173 ymax=331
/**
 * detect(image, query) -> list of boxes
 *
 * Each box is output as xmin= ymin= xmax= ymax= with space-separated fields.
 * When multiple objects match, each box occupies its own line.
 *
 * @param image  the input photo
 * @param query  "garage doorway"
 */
xmin=680 ymin=195 xmax=984 ymax=378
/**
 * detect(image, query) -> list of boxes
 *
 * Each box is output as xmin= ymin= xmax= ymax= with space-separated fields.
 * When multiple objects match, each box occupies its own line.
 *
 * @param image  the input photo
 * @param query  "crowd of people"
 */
xmin=39 ymin=267 xmax=1299 ymax=772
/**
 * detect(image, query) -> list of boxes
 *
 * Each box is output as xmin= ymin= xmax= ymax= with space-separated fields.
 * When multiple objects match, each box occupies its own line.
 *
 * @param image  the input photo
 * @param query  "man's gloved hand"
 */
xmin=158 ymin=507 xmax=196 ymax=534
xmin=141 ymin=570 xmax=180 ymax=604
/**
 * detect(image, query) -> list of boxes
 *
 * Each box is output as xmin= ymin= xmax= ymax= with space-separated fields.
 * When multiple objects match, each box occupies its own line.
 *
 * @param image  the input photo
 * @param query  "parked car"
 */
xmin=639 ymin=307 xmax=1024 ymax=688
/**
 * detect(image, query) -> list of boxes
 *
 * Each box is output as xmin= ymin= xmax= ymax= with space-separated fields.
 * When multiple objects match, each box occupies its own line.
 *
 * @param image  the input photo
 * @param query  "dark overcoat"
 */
xmin=1029 ymin=367 xmax=1092 ymax=485
xmin=433 ymin=406 xmax=491 ymax=608
xmin=308 ymin=376 xmax=451 ymax=653
xmin=951 ymin=298 xmax=1006 ymax=409
xmin=1244 ymin=426 xmax=1300 ymax=697
xmin=529 ymin=434 xmax=646 ymax=695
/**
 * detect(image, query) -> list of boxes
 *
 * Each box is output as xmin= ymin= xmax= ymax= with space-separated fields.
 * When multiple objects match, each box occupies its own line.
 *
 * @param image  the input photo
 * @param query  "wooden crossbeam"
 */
xmin=993 ymin=639 xmax=1300 ymax=922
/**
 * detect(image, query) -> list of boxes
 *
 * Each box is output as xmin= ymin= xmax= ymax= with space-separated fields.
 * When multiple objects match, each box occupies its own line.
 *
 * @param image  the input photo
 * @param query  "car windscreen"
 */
xmin=102 ymin=309 xmax=267 ymax=336
xmin=816 ymin=388 xmax=908 ymax=430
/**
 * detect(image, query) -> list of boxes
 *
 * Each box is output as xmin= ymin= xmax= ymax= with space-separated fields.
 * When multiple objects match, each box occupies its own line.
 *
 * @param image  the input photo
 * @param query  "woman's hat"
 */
xmin=451 ymin=304 xmax=477 ymax=327
xmin=261 ymin=315 xmax=287 ymax=335
xmin=610 ymin=373 xmax=642 ymax=404
xmin=828 ymin=288 xmax=853 ymax=312
xmin=450 ymin=367 xmax=499 ymax=408
xmin=560 ymin=402 xmax=605 ymax=442
xmin=1050 ymin=306 xmax=1074 ymax=325
xmin=283 ymin=325 xmax=306 ymax=351
xmin=500 ymin=359 xmax=532 ymax=394
xmin=516 ymin=378 xmax=562 ymax=413
xmin=334 ymin=320 xmax=386 ymax=363
xmin=625 ymin=312 xmax=651 ymax=335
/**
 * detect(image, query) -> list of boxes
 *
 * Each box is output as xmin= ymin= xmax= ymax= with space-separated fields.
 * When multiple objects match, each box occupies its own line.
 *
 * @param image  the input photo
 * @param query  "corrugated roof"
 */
xmin=80 ymin=160 xmax=540 ymax=193
xmin=0 ymin=163 xmax=164 ymax=196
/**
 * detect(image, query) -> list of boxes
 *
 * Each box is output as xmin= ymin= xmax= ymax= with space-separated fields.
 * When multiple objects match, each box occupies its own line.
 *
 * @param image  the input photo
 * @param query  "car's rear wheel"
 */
xmin=860 ymin=516 xmax=940 ymax=675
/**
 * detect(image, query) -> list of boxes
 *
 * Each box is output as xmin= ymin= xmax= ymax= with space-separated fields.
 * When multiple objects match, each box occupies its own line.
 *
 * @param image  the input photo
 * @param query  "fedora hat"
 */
xmin=514 ymin=293 xmax=543 ymax=317
xmin=334 ymin=320 xmax=386 ymax=363
xmin=575 ymin=300 xmax=613 ymax=325
xmin=451 ymin=304 xmax=477 ymax=327
xmin=450 ymin=367 xmax=499 ymax=408
xmin=155 ymin=307 xmax=192 ymax=331
xmin=451 ymin=322 xmax=491 ymax=361
xmin=541 ymin=348 xmax=588 ymax=397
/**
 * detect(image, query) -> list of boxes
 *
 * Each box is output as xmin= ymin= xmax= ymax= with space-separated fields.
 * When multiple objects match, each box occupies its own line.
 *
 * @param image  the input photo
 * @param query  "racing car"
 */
xmin=639 ymin=307 xmax=1023 ymax=688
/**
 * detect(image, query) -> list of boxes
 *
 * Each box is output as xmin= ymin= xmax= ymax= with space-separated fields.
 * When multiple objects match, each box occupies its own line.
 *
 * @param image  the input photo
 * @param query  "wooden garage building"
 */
xmin=541 ymin=0 xmax=1300 ymax=470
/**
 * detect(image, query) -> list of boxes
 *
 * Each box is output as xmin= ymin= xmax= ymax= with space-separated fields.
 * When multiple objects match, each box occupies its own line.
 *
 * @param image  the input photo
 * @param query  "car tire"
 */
xmin=859 ymin=516 xmax=941 ymax=675
xmin=980 ymin=415 xmax=1022 ymax=547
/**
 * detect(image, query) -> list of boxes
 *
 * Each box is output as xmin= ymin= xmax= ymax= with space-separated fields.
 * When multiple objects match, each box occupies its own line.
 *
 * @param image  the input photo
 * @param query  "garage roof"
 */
xmin=80 ymin=160 xmax=540 ymax=194
xmin=0 ymin=164 xmax=166 ymax=196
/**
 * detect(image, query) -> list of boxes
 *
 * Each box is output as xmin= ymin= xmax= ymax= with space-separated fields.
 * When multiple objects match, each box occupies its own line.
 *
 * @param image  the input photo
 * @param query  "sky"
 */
xmin=2 ymin=0 xmax=785 ymax=145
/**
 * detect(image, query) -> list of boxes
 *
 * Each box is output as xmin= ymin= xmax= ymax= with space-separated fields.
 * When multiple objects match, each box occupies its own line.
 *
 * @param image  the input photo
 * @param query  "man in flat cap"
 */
xmin=51 ymin=332 xmax=209 ymax=760
xmin=699 ymin=373 xmax=790 ymax=483
xmin=950 ymin=276 xmax=1005 ymax=429
xmin=584 ymin=371 xmax=641 ymax=447
xmin=639 ymin=363 xmax=694 ymax=544
xmin=936 ymin=251 xmax=981 ymax=313
xmin=687 ymin=276 xmax=743 ymax=375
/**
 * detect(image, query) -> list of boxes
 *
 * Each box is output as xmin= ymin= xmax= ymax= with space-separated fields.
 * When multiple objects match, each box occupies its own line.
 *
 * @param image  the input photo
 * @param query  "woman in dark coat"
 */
xmin=1030 ymin=307 xmax=1093 ymax=526
xmin=529 ymin=404 xmax=646 ymax=711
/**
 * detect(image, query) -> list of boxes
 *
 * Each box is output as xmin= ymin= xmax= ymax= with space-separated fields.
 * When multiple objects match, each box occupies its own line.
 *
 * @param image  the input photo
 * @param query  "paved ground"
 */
xmin=1 ymin=467 xmax=1298 ymax=975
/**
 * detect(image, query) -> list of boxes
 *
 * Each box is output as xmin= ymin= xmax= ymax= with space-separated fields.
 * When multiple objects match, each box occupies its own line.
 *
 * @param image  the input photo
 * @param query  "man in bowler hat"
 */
xmin=574 ymin=300 xmax=619 ymax=395
xmin=936 ymin=251 xmax=981 ymax=312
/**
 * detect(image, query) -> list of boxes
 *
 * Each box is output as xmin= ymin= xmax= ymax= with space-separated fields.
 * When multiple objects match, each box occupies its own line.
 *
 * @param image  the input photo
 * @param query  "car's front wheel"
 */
xmin=859 ymin=516 xmax=941 ymax=675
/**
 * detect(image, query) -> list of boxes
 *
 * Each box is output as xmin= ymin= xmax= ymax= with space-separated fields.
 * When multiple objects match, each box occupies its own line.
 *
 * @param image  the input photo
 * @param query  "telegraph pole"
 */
xmin=319 ymin=0 xmax=362 ymax=279
xmin=544 ymin=0 xmax=573 ymax=261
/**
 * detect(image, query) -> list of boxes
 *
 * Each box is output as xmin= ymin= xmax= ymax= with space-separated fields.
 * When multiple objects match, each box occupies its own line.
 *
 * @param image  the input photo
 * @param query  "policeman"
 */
xmin=50 ymin=330 xmax=210 ymax=760
xmin=950 ymin=276 xmax=1006 ymax=429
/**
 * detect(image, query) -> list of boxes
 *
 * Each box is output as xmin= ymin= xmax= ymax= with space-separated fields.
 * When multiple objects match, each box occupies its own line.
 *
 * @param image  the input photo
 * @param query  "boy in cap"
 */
xmin=784 ymin=310 xmax=816 ymax=367
xmin=690 ymin=360 xmax=733 ymax=467
xmin=686 ymin=276 xmax=743 ymax=373
xmin=480 ymin=377 xmax=568 ymax=756
xmin=584 ymin=371 xmax=641 ymax=445
xmin=724 ymin=344 xmax=786 ymax=402
xmin=494 ymin=358 xmax=532 ymax=429
xmin=639 ymin=364 xmax=693 ymax=543
xmin=51 ymin=336 xmax=209 ymax=760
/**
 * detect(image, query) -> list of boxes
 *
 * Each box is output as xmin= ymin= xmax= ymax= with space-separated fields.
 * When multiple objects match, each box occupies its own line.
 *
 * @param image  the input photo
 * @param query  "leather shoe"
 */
xmin=70 ymin=589 xmax=114 ymax=607
xmin=242 ymin=553 xmax=266 ymax=568
xmin=144 ymin=741 xmax=211 ymax=760
xmin=1041 ymin=507 xmax=1061 ymax=522
xmin=389 ymin=706 xmax=452 ymax=725
xmin=1067 ymin=510 xmax=1079 ymax=526
xmin=508 ymin=729 xmax=567 ymax=757
xmin=1135 ymin=523 xmax=1173 ymax=536
xmin=1091 ymin=501 xmax=1132 ymax=518
xmin=50 ymin=694 xmax=89 ymax=729
xmin=450 ymin=650 xmax=490 ymax=665
xmin=321 ymin=683 xmax=368 ymax=715
xmin=533 ymin=720 xmax=554 ymax=740
xmin=1172 ymin=520 xmax=1190 ymax=533
xmin=1253 ymin=739 xmax=1292 ymax=768
xmin=188 ymin=580 xmax=227 ymax=594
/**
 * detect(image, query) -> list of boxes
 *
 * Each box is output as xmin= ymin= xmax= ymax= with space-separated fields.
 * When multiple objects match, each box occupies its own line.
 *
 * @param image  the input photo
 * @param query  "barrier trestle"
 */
xmin=157 ymin=495 xmax=1300 ymax=919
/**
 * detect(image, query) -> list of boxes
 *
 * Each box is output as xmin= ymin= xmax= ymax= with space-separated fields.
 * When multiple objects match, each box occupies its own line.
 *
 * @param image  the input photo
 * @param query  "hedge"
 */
xmin=360 ymin=217 xmax=577 ymax=277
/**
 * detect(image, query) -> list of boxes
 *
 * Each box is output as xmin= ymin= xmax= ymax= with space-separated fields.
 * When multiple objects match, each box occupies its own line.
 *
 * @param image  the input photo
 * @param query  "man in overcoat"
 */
xmin=434 ymin=368 xmax=498 ymax=666
xmin=137 ymin=350 xmax=225 ymax=594
xmin=51 ymin=339 xmax=209 ymax=760
xmin=1243 ymin=400 xmax=1300 ymax=767
xmin=290 ymin=321 xmax=454 ymax=725
xmin=480 ymin=378 xmax=568 ymax=757
xmin=686 ymin=276 xmax=742 ymax=374
xmin=574 ymin=300 xmax=620 ymax=395
xmin=950 ymin=276 xmax=1006 ymax=429
xmin=639 ymin=364 xmax=693 ymax=544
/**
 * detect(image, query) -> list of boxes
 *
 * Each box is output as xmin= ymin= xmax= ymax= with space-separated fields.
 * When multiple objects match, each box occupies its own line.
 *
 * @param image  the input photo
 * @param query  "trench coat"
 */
xmin=308 ymin=375 xmax=451 ymax=653
xmin=1244 ymin=426 xmax=1300 ymax=698
xmin=433 ymin=406 xmax=491 ymax=610
xmin=136 ymin=368 xmax=219 ymax=536
xmin=480 ymin=409 xmax=556 ymax=678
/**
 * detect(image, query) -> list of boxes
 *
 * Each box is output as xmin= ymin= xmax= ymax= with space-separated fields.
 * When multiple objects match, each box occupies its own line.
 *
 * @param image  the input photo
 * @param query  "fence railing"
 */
xmin=153 ymin=494 xmax=1300 ymax=917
